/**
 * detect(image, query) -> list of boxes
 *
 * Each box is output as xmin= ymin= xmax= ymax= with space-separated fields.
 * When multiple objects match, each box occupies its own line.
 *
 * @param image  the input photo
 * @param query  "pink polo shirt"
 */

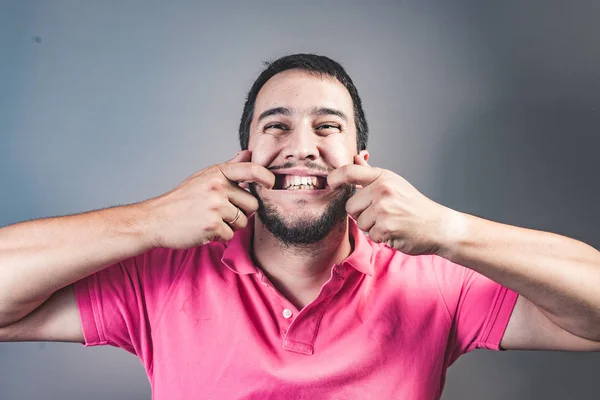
xmin=74 ymin=217 xmax=518 ymax=399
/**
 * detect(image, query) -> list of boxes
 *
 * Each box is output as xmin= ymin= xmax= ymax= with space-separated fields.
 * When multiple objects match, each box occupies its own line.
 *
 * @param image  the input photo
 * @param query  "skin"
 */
xmin=244 ymin=69 xmax=600 ymax=348
xmin=1 ymin=68 xmax=600 ymax=355
xmin=246 ymin=69 xmax=370 ymax=308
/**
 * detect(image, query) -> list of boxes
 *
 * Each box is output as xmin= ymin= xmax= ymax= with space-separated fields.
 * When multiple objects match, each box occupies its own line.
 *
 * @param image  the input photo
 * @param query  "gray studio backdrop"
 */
xmin=1 ymin=1 xmax=599 ymax=399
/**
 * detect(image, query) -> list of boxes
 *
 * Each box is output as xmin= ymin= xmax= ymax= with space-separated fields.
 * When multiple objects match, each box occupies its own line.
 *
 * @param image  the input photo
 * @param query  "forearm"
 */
xmin=0 ymin=203 xmax=154 ymax=326
xmin=438 ymin=211 xmax=600 ymax=340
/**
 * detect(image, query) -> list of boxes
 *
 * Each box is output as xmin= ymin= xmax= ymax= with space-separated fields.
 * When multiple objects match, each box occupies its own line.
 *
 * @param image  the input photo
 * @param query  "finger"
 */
xmin=227 ymin=185 xmax=260 ymax=215
xmin=226 ymin=150 xmax=252 ymax=164
xmin=368 ymin=217 xmax=392 ymax=244
xmin=219 ymin=162 xmax=275 ymax=189
xmin=211 ymin=221 xmax=235 ymax=243
xmin=353 ymin=155 xmax=369 ymax=188
xmin=355 ymin=206 xmax=378 ymax=233
xmin=222 ymin=202 xmax=249 ymax=231
xmin=345 ymin=188 xmax=373 ymax=220
xmin=328 ymin=164 xmax=382 ymax=190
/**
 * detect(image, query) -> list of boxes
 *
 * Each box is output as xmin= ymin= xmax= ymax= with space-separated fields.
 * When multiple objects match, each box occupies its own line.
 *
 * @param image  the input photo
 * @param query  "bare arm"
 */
xmin=329 ymin=159 xmax=600 ymax=351
xmin=439 ymin=211 xmax=600 ymax=349
xmin=0 ymin=204 xmax=154 ymax=328
xmin=0 ymin=150 xmax=273 ymax=342
xmin=0 ymin=285 xmax=83 ymax=342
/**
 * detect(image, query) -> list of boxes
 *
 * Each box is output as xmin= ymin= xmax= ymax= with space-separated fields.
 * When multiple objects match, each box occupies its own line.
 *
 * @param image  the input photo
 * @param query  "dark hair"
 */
xmin=238 ymin=53 xmax=369 ymax=151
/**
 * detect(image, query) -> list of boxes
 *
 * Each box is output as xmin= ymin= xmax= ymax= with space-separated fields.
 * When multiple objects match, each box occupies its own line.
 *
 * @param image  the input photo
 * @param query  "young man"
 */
xmin=1 ymin=54 xmax=599 ymax=399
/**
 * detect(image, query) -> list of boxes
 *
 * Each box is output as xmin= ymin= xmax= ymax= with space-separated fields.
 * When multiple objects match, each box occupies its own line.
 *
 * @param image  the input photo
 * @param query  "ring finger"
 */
xmin=222 ymin=202 xmax=248 ymax=231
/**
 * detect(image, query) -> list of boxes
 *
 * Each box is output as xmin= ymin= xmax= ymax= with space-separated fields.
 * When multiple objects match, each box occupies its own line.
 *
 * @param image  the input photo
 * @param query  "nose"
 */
xmin=282 ymin=122 xmax=320 ymax=161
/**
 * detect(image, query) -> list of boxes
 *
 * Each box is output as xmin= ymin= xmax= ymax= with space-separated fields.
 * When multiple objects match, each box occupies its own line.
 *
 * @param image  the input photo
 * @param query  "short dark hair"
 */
xmin=238 ymin=53 xmax=369 ymax=152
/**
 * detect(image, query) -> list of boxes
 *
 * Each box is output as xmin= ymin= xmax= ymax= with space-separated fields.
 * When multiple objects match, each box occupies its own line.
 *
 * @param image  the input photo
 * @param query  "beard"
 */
xmin=249 ymin=183 xmax=356 ymax=246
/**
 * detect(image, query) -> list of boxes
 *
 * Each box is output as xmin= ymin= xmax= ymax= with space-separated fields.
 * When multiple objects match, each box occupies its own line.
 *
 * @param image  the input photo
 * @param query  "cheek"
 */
xmin=249 ymin=135 xmax=279 ymax=167
xmin=322 ymin=135 xmax=355 ymax=168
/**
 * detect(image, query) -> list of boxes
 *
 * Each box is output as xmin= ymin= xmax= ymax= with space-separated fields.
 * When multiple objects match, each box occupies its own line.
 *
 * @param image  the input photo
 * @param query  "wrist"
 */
xmin=435 ymin=208 xmax=471 ymax=260
xmin=128 ymin=200 xmax=162 ymax=250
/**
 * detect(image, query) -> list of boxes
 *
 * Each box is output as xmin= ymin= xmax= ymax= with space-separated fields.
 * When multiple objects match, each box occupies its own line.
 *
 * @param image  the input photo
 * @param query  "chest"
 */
xmin=149 ymin=270 xmax=450 ymax=399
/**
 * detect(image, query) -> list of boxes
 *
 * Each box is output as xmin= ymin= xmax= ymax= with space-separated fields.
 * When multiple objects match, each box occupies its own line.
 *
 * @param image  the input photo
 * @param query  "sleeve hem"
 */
xmin=74 ymin=276 xmax=108 ymax=347
xmin=480 ymin=287 xmax=519 ymax=350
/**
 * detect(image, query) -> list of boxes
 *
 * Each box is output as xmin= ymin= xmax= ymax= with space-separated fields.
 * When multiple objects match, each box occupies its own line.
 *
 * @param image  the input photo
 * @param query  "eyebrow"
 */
xmin=310 ymin=107 xmax=348 ymax=121
xmin=257 ymin=107 xmax=292 ymax=123
xmin=257 ymin=106 xmax=348 ymax=123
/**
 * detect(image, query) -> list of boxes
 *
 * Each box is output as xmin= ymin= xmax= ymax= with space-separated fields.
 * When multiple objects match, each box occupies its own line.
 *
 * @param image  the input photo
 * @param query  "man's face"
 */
xmin=248 ymin=69 xmax=368 ymax=244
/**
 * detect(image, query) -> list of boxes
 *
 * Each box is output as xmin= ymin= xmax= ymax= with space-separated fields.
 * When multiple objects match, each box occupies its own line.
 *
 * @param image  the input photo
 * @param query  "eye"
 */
xmin=316 ymin=123 xmax=342 ymax=135
xmin=264 ymin=123 xmax=289 ymax=134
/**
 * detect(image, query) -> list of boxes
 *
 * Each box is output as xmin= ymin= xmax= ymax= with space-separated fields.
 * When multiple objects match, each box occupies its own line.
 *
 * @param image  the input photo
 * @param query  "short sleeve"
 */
xmin=430 ymin=255 xmax=518 ymax=364
xmin=73 ymin=247 xmax=190 ymax=365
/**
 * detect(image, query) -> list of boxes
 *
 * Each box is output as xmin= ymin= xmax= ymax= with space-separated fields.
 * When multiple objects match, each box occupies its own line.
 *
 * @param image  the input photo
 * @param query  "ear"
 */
xmin=356 ymin=150 xmax=370 ymax=165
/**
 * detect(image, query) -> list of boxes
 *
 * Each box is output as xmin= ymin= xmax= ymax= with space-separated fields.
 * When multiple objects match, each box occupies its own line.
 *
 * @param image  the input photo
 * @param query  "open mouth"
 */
xmin=272 ymin=174 xmax=329 ymax=191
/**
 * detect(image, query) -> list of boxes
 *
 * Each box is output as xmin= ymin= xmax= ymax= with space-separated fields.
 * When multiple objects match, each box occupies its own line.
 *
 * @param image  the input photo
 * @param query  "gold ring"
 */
xmin=227 ymin=208 xmax=242 ymax=225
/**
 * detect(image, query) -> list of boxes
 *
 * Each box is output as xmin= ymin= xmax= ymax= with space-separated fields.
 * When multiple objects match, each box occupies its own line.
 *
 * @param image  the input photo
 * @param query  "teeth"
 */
xmin=283 ymin=175 xmax=320 ymax=190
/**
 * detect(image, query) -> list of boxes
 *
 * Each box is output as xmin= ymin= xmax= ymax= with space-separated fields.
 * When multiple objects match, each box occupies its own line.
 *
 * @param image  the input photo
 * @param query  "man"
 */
xmin=0 ymin=54 xmax=599 ymax=399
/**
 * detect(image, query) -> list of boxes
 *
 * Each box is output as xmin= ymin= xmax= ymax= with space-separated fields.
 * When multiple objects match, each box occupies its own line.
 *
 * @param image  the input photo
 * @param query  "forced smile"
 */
xmin=273 ymin=174 xmax=329 ymax=191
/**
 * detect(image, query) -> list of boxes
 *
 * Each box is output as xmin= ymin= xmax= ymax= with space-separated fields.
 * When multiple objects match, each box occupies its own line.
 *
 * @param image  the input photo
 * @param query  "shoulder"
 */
xmin=365 ymin=238 xmax=451 ymax=297
xmin=114 ymin=241 xmax=230 ymax=291
xmin=366 ymin=237 xmax=456 ymax=282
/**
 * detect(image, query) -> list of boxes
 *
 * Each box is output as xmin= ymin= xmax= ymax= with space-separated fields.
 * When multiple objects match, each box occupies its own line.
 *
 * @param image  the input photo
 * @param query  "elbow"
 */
xmin=0 ymin=302 xmax=27 ymax=329
xmin=0 ymin=295 xmax=42 ymax=329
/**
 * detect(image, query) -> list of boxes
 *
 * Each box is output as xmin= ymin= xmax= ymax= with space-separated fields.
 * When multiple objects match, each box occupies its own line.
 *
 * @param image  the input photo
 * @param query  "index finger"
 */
xmin=327 ymin=164 xmax=382 ymax=190
xmin=219 ymin=162 xmax=275 ymax=189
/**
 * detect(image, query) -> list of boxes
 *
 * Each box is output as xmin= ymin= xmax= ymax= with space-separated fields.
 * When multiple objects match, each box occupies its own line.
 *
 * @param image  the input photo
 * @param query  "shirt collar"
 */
xmin=220 ymin=215 xmax=260 ymax=275
xmin=221 ymin=215 xmax=375 ymax=277
xmin=342 ymin=217 xmax=375 ymax=276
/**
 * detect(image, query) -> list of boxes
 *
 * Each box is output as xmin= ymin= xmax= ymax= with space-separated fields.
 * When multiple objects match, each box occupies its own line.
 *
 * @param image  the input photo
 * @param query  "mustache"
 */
xmin=267 ymin=161 xmax=332 ymax=175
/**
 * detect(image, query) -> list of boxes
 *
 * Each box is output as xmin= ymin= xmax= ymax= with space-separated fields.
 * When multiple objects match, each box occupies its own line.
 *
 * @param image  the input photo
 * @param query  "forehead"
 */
xmin=254 ymin=69 xmax=354 ymax=117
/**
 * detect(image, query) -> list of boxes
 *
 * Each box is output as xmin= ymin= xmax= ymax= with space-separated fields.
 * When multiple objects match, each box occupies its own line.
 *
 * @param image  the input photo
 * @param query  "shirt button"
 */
xmin=282 ymin=309 xmax=293 ymax=319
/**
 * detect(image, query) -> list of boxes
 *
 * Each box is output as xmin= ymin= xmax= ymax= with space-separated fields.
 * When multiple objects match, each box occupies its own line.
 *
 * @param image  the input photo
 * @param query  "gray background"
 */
xmin=1 ymin=0 xmax=599 ymax=399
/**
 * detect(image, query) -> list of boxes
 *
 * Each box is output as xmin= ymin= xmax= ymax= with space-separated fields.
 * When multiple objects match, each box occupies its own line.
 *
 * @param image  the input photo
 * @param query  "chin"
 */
xmin=250 ymin=183 xmax=355 ymax=245
xmin=279 ymin=209 xmax=326 ymax=227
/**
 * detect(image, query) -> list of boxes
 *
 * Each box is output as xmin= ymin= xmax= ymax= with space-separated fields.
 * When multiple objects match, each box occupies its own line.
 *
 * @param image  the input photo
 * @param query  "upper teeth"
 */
xmin=284 ymin=175 xmax=319 ymax=189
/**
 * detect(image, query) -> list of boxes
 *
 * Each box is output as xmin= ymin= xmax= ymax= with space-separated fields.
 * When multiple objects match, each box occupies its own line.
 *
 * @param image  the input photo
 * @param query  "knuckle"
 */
xmin=249 ymin=164 xmax=262 ymax=178
xmin=369 ymin=220 xmax=386 ymax=239
xmin=209 ymin=201 xmax=224 ymax=214
xmin=207 ymin=177 xmax=224 ymax=192
xmin=370 ymin=229 xmax=383 ymax=243
xmin=379 ymin=183 xmax=394 ymax=197
xmin=357 ymin=220 xmax=370 ymax=232
xmin=204 ymin=218 xmax=221 ymax=233
xmin=222 ymin=229 xmax=234 ymax=241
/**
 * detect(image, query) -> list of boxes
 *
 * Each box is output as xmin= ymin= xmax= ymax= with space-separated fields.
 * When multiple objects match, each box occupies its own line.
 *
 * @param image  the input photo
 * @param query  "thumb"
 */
xmin=227 ymin=150 xmax=252 ymax=163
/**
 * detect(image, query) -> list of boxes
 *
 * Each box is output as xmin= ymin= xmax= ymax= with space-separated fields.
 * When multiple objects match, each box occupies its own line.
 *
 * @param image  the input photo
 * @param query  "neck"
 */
xmin=252 ymin=216 xmax=353 ymax=309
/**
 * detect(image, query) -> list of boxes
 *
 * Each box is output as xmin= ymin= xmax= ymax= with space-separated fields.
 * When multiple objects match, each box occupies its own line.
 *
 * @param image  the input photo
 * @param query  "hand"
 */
xmin=328 ymin=155 xmax=452 ymax=256
xmin=143 ymin=150 xmax=274 ymax=249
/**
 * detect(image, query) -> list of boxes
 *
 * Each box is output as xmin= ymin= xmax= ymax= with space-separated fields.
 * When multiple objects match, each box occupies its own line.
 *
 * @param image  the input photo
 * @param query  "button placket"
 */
xmin=256 ymin=268 xmax=351 ymax=350
xmin=256 ymin=273 xmax=298 ymax=334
